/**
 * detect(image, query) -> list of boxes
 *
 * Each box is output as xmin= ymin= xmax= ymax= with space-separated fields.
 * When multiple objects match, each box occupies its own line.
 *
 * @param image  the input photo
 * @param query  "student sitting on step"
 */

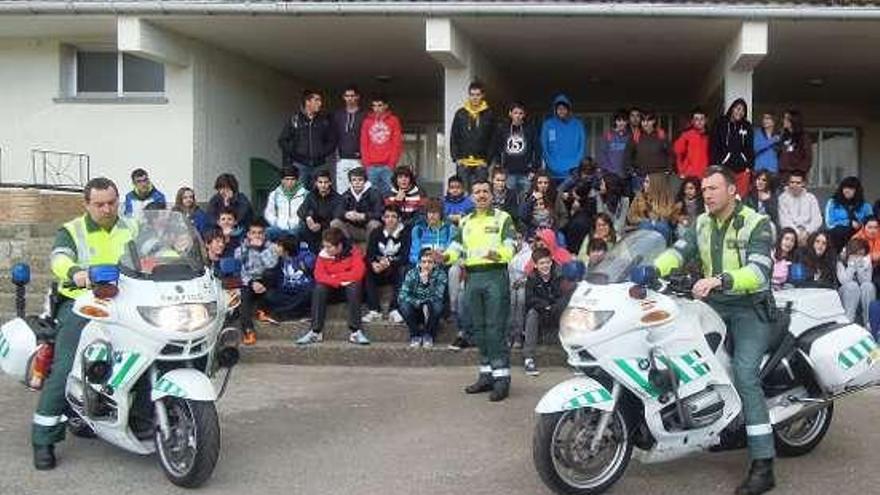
xmin=257 ymin=234 xmax=315 ymax=324
xmin=236 ymin=218 xmax=280 ymax=346
xmin=523 ymin=247 xmax=568 ymax=377
xmin=362 ymin=204 xmax=411 ymax=324
xmin=398 ymin=248 xmax=448 ymax=348
xmin=295 ymin=227 xmax=370 ymax=345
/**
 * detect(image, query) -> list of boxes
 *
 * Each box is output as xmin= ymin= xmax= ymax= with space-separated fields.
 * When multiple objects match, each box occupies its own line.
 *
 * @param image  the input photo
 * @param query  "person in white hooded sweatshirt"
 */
xmin=777 ymin=170 xmax=823 ymax=246
xmin=264 ymin=166 xmax=309 ymax=241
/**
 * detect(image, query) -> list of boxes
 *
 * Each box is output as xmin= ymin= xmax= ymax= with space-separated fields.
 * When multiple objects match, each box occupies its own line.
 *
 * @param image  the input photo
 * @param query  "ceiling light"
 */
xmin=807 ymin=78 xmax=825 ymax=87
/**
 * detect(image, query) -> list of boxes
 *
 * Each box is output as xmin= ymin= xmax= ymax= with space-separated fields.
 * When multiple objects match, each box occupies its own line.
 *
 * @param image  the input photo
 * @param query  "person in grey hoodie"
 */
xmin=837 ymin=237 xmax=875 ymax=324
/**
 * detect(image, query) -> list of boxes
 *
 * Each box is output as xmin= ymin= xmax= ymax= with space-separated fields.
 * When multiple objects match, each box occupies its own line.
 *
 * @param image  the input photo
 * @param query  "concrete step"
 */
xmin=252 ymin=317 xmax=460 ymax=343
xmin=240 ymin=340 xmax=567 ymax=367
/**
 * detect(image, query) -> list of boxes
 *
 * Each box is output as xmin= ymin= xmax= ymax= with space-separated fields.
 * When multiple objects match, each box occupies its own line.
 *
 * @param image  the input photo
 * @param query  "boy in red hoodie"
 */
xmin=360 ymin=94 xmax=403 ymax=197
xmin=673 ymin=107 xmax=710 ymax=180
xmin=295 ymin=227 xmax=370 ymax=345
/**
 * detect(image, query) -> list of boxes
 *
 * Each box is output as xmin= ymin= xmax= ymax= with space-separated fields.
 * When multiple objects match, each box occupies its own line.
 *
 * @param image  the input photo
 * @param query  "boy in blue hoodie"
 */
xmin=541 ymin=94 xmax=587 ymax=184
xmin=260 ymin=234 xmax=315 ymax=322
xmin=442 ymin=175 xmax=475 ymax=227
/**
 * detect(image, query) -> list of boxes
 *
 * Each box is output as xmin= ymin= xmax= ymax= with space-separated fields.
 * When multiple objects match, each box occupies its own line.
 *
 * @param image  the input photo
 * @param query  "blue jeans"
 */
xmin=399 ymin=300 xmax=445 ymax=339
xmin=456 ymin=163 xmax=488 ymax=190
xmin=367 ymin=166 xmax=393 ymax=196
xmin=506 ymin=173 xmax=532 ymax=197
xmin=295 ymin=162 xmax=330 ymax=191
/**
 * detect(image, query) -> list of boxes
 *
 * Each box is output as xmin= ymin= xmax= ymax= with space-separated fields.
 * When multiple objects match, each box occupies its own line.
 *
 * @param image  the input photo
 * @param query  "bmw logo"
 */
xmin=638 ymin=359 xmax=650 ymax=371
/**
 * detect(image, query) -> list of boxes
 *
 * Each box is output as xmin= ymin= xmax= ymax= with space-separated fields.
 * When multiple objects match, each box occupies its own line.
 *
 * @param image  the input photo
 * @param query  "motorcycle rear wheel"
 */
xmin=533 ymin=408 xmax=632 ymax=495
xmin=155 ymin=398 xmax=220 ymax=488
xmin=774 ymin=404 xmax=833 ymax=457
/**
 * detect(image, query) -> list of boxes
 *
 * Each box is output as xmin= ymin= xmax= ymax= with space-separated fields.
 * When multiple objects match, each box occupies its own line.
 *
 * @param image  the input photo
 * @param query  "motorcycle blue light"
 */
xmin=789 ymin=262 xmax=808 ymax=283
xmin=219 ymin=257 xmax=241 ymax=277
xmin=630 ymin=264 xmax=658 ymax=286
xmin=89 ymin=265 xmax=120 ymax=285
xmin=11 ymin=263 xmax=31 ymax=285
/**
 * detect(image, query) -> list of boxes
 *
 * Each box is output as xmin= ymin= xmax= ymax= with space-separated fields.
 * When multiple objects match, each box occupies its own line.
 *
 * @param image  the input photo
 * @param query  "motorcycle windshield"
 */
xmin=120 ymin=210 xmax=208 ymax=281
xmin=586 ymin=230 xmax=667 ymax=285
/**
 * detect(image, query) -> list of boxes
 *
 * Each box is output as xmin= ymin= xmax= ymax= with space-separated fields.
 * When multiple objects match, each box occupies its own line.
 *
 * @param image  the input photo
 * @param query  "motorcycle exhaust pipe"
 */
xmin=779 ymin=381 xmax=880 ymax=425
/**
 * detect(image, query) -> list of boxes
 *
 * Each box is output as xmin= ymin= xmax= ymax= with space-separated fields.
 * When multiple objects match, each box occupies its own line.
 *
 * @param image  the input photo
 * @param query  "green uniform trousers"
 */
xmin=32 ymin=300 xmax=86 ymax=446
xmin=709 ymin=295 xmax=776 ymax=461
xmin=464 ymin=268 xmax=511 ymax=377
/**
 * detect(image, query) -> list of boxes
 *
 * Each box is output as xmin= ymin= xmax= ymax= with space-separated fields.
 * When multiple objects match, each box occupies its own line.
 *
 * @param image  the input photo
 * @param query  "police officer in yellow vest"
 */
xmin=654 ymin=166 xmax=776 ymax=495
xmin=33 ymin=178 xmax=135 ymax=470
xmin=446 ymin=178 xmax=516 ymax=401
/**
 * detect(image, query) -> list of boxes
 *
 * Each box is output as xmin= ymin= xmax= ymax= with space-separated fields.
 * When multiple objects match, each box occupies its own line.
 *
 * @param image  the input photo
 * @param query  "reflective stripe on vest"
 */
xmin=695 ymin=206 xmax=768 ymax=295
xmin=59 ymin=216 xmax=134 ymax=299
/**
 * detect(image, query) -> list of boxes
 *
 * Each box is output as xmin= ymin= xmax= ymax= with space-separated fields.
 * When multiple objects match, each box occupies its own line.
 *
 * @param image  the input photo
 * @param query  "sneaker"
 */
xmin=512 ymin=340 xmax=523 ymax=350
xmin=448 ymin=336 xmax=471 ymax=351
xmin=295 ymin=330 xmax=323 ymax=346
xmin=524 ymin=358 xmax=540 ymax=376
xmin=242 ymin=330 xmax=257 ymax=346
xmin=255 ymin=309 xmax=279 ymax=325
xmin=422 ymin=336 xmax=434 ymax=348
xmin=361 ymin=310 xmax=383 ymax=323
xmin=388 ymin=309 xmax=404 ymax=324
xmin=349 ymin=329 xmax=371 ymax=345
xmin=409 ymin=337 xmax=422 ymax=348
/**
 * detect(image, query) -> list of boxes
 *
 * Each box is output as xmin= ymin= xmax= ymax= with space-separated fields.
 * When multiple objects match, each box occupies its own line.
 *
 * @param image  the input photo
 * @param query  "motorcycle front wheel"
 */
xmin=533 ymin=408 xmax=632 ymax=495
xmin=155 ymin=398 xmax=220 ymax=488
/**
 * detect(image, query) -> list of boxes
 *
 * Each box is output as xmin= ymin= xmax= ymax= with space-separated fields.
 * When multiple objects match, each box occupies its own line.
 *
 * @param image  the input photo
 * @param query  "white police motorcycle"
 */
xmin=533 ymin=230 xmax=880 ymax=495
xmin=0 ymin=210 xmax=241 ymax=488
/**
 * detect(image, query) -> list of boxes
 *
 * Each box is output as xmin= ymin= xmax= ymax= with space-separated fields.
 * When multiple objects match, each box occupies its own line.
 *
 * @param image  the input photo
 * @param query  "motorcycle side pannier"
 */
xmin=799 ymin=323 xmax=880 ymax=394
xmin=0 ymin=318 xmax=38 ymax=383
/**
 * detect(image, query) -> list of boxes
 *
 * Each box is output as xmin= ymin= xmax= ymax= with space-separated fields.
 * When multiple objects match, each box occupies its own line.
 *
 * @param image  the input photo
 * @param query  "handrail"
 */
xmin=30 ymin=148 xmax=90 ymax=188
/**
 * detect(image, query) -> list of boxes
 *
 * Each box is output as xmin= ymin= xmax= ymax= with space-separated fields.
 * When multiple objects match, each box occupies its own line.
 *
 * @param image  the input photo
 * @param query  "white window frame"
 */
xmin=805 ymin=126 xmax=860 ymax=189
xmin=60 ymin=44 xmax=165 ymax=100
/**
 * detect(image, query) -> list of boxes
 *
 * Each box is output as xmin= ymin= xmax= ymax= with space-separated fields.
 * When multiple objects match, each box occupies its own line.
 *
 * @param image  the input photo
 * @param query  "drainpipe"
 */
xmin=2 ymin=2 xmax=880 ymax=20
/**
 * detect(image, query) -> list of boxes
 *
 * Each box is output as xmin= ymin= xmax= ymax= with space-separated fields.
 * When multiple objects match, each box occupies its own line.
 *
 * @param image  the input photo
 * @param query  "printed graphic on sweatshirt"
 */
xmin=368 ymin=119 xmax=392 ymax=145
xmin=505 ymin=133 xmax=526 ymax=155
xmin=379 ymin=237 xmax=404 ymax=261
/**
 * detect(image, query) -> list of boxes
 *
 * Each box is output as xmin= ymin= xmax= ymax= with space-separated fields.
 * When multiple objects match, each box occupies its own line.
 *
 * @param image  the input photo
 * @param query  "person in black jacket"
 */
xmin=451 ymin=80 xmax=495 ymax=189
xmin=490 ymin=101 xmax=541 ymax=197
xmin=362 ymin=204 xmax=411 ymax=324
xmin=207 ymin=173 xmax=254 ymax=229
xmin=278 ymin=89 xmax=336 ymax=189
xmin=523 ymin=247 xmax=569 ymax=376
xmin=490 ymin=167 xmax=521 ymax=228
xmin=330 ymin=167 xmax=384 ymax=242
xmin=711 ymin=98 xmax=754 ymax=197
xmin=296 ymin=170 xmax=340 ymax=252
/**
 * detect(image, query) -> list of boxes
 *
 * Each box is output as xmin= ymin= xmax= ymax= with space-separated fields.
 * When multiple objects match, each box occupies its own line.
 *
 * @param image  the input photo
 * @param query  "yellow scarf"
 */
xmin=460 ymin=99 xmax=490 ymax=167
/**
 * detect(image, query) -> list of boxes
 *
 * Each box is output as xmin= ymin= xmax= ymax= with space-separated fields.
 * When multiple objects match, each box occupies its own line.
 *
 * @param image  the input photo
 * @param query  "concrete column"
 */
xmin=702 ymin=21 xmax=768 ymax=118
xmin=426 ymin=18 xmax=507 ymax=180
xmin=118 ymin=16 xmax=191 ymax=66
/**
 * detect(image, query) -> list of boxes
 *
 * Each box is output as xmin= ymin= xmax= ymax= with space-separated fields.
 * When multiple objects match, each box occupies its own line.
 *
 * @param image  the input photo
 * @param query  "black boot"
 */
xmin=735 ymin=459 xmax=775 ymax=495
xmin=33 ymin=445 xmax=56 ymax=471
xmin=465 ymin=373 xmax=494 ymax=394
xmin=489 ymin=377 xmax=510 ymax=402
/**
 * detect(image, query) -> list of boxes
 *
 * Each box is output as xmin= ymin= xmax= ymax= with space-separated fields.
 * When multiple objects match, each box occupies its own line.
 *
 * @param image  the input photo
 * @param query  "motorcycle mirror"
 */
xmin=219 ymin=257 xmax=241 ymax=278
xmin=11 ymin=263 xmax=31 ymax=286
xmin=630 ymin=264 xmax=658 ymax=287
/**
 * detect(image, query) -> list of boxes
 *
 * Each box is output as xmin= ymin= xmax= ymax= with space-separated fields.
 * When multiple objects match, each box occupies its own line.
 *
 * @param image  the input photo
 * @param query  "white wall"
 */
xmin=0 ymin=38 xmax=194 ymax=197
xmin=191 ymin=40 xmax=304 ymax=199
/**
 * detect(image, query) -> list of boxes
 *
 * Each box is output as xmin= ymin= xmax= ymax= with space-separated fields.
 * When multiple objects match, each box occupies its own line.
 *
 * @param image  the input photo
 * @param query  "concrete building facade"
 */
xmin=1 ymin=1 xmax=879 ymax=200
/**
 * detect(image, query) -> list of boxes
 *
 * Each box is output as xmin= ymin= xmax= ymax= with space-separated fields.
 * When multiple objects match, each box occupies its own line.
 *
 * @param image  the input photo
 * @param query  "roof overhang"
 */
xmin=2 ymin=1 xmax=880 ymax=20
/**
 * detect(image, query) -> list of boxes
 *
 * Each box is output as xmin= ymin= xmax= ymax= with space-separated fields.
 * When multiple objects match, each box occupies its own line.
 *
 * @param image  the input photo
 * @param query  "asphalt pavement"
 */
xmin=1 ymin=365 xmax=878 ymax=495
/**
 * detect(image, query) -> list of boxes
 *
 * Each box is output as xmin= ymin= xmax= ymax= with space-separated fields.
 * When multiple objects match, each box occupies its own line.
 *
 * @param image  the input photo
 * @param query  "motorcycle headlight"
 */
xmin=138 ymin=303 xmax=218 ymax=333
xmin=558 ymin=308 xmax=614 ymax=344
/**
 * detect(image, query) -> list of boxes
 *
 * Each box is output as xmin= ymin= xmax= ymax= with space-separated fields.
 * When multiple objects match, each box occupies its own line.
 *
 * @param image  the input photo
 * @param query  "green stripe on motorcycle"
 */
xmin=681 ymin=353 xmax=709 ymax=376
xmin=839 ymin=353 xmax=854 ymax=369
xmin=660 ymin=357 xmax=692 ymax=384
xmin=615 ymin=359 xmax=660 ymax=397
xmin=109 ymin=353 xmax=140 ymax=388
xmin=849 ymin=345 xmax=864 ymax=360
xmin=859 ymin=339 xmax=874 ymax=353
